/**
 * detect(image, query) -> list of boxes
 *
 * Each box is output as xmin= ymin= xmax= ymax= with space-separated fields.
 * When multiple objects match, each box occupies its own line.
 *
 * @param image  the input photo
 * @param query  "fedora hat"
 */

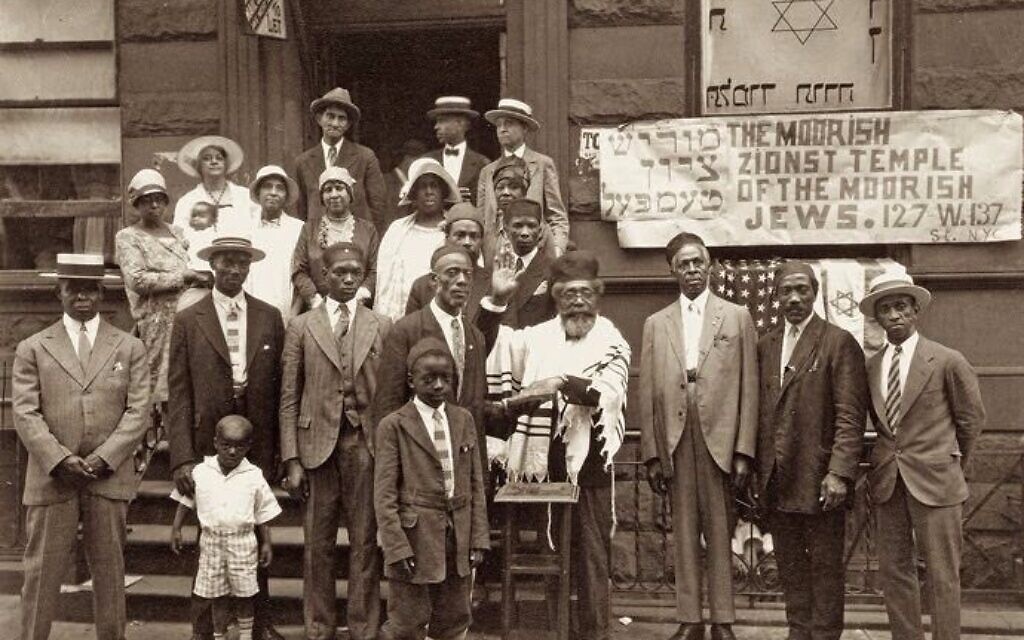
xmin=249 ymin=165 xmax=299 ymax=207
xmin=485 ymin=98 xmax=540 ymax=131
xmin=196 ymin=234 xmax=266 ymax=262
xmin=859 ymin=269 xmax=931 ymax=316
xmin=310 ymin=87 xmax=361 ymax=124
xmin=177 ymin=136 xmax=245 ymax=179
xmin=126 ymin=168 xmax=168 ymax=206
xmin=427 ymin=96 xmax=479 ymax=120
xmin=41 ymin=253 xmax=120 ymax=281
xmin=398 ymin=158 xmax=461 ymax=206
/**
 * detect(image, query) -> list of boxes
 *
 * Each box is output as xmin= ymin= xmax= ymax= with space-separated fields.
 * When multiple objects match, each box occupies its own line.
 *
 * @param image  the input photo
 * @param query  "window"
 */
xmin=0 ymin=0 xmax=120 ymax=270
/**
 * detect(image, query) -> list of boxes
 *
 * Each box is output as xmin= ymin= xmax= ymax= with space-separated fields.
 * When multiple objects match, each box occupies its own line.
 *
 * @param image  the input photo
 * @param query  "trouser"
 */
xmin=769 ymin=507 xmax=846 ymax=640
xmin=303 ymin=427 xmax=381 ymax=640
xmin=875 ymin=476 xmax=963 ymax=640
xmin=21 ymin=494 xmax=128 ymax=640
xmin=380 ymin=529 xmax=472 ymax=640
xmin=670 ymin=393 xmax=736 ymax=624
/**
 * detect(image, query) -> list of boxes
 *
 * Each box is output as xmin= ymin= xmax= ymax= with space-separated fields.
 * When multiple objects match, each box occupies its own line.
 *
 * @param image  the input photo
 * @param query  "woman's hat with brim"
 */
xmin=127 ymin=168 xmax=168 ymax=206
xmin=177 ymin=135 xmax=245 ymax=179
xmin=40 ymin=253 xmax=120 ymax=281
xmin=318 ymin=166 xmax=357 ymax=194
xmin=398 ymin=158 xmax=461 ymax=207
xmin=196 ymin=234 xmax=266 ymax=263
xmin=427 ymin=96 xmax=479 ymax=120
xmin=249 ymin=165 xmax=299 ymax=207
xmin=485 ymin=98 xmax=540 ymax=131
xmin=859 ymin=269 xmax=931 ymax=316
xmin=310 ymin=87 xmax=361 ymax=124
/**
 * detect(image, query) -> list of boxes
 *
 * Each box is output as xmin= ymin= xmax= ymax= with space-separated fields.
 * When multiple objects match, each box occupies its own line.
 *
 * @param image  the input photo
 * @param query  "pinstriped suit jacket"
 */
xmin=14 ymin=319 xmax=150 ymax=505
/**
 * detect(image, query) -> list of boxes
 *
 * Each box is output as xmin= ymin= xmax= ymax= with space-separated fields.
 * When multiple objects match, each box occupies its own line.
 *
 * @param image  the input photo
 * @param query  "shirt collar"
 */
xmin=504 ymin=144 xmax=526 ymax=159
xmin=260 ymin=212 xmax=282 ymax=226
xmin=445 ymin=141 xmax=467 ymax=153
xmin=202 ymin=455 xmax=256 ymax=478
xmin=887 ymin=331 xmax=919 ymax=357
xmin=413 ymin=396 xmax=445 ymax=420
xmin=212 ymin=287 xmax=247 ymax=311
xmin=322 ymin=137 xmax=344 ymax=156
xmin=430 ymin=298 xmax=462 ymax=325
xmin=680 ymin=288 xmax=710 ymax=313
xmin=516 ymin=246 xmax=540 ymax=270
xmin=785 ymin=313 xmax=815 ymax=336
xmin=63 ymin=313 xmax=100 ymax=336
xmin=325 ymin=295 xmax=358 ymax=319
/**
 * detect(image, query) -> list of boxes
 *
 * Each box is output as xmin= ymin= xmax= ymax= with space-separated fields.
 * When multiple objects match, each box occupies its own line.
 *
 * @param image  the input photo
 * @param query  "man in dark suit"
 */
xmin=280 ymin=242 xmax=391 ymax=640
xmin=860 ymin=270 xmax=985 ymax=640
xmin=293 ymin=87 xmax=386 ymax=225
xmin=495 ymin=199 xmax=555 ymax=329
xmin=754 ymin=261 xmax=868 ymax=640
xmin=167 ymin=235 xmax=286 ymax=640
xmin=423 ymin=96 xmax=489 ymax=205
xmin=14 ymin=253 xmax=150 ymax=640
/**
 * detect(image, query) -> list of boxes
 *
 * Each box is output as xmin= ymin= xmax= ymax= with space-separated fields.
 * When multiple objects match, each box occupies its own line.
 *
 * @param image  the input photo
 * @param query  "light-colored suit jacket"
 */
xmin=279 ymin=303 xmax=391 ymax=467
xmin=639 ymin=294 xmax=759 ymax=475
xmin=866 ymin=335 xmax=985 ymax=507
xmin=14 ymin=319 xmax=150 ymax=505
xmin=477 ymin=146 xmax=569 ymax=263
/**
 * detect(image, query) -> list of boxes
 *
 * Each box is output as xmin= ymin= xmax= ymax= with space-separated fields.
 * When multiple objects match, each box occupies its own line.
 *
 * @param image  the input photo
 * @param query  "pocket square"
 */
xmin=533 ymin=281 xmax=549 ymax=296
xmin=262 ymin=344 xmax=270 ymax=350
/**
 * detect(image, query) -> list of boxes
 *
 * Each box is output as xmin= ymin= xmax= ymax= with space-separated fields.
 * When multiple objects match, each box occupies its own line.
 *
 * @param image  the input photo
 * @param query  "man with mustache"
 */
xmin=483 ymin=249 xmax=631 ymax=640
xmin=754 ymin=261 xmax=868 ymax=640
xmin=245 ymin=165 xmax=305 ymax=324
xmin=638 ymin=232 xmax=758 ymax=640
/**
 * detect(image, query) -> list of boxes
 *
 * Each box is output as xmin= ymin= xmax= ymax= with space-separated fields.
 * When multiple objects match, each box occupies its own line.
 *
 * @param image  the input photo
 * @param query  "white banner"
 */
xmin=702 ymin=0 xmax=891 ymax=115
xmin=597 ymin=110 xmax=1023 ymax=247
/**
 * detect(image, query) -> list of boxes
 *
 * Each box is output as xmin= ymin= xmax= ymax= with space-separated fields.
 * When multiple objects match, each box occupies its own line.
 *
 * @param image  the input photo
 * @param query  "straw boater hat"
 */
xmin=196 ymin=234 xmax=266 ymax=262
xmin=41 ymin=253 xmax=119 ymax=281
xmin=249 ymin=165 xmax=299 ymax=207
xmin=309 ymin=87 xmax=361 ymax=124
xmin=485 ymin=98 xmax=540 ymax=131
xmin=858 ymin=269 xmax=932 ymax=316
xmin=426 ymin=96 xmax=479 ymax=120
xmin=126 ymin=169 xmax=168 ymax=206
xmin=398 ymin=158 xmax=461 ymax=206
xmin=177 ymin=135 xmax=245 ymax=179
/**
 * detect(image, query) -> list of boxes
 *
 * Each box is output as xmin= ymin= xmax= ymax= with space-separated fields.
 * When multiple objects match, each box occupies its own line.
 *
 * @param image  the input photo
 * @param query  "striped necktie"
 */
xmin=450 ymin=317 xmax=465 ymax=397
xmin=334 ymin=303 xmax=350 ymax=339
xmin=225 ymin=301 xmax=243 ymax=379
xmin=886 ymin=344 xmax=903 ymax=435
xmin=77 ymin=322 xmax=92 ymax=372
xmin=327 ymin=144 xmax=338 ymax=166
xmin=432 ymin=408 xmax=455 ymax=497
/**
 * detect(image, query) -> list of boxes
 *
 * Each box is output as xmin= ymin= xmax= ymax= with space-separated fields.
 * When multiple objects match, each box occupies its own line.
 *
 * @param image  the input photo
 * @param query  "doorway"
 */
xmin=326 ymin=27 xmax=503 ymax=171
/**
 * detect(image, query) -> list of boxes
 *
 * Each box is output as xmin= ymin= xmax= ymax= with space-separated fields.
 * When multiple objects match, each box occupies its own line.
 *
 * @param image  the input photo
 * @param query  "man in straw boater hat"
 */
xmin=294 ymin=87 xmax=386 ymax=225
xmin=477 ymin=98 xmax=568 ymax=264
xmin=754 ymin=261 xmax=869 ymax=640
xmin=423 ymin=95 xmax=490 ymax=205
xmin=859 ymin=269 xmax=985 ymax=640
xmin=166 ymin=234 xmax=286 ymax=640
xmin=14 ymin=253 xmax=149 ymax=640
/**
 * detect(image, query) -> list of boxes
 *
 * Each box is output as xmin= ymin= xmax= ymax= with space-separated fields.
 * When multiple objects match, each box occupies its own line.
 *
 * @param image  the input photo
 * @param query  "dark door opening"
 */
xmin=328 ymin=27 xmax=503 ymax=172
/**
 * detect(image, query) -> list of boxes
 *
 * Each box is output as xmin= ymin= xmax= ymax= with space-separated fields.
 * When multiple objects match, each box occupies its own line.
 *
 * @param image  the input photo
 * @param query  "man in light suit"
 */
xmin=639 ymin=232 xmax=758 ymax=640
xmin=860 ymin=270 xmax=985 ymax=640
xmin=755 ymin=261 xmax=868 ymax=640
xmin=167 ymin=235 xmax=285 ymax=640
xmin=423 ymin=96 xmax=490 ymax=205
xmin=477 ymin=98 xmax=568 ymax=263
xmin=280 ymin=242 xmax=391 ymax=640
xmin=14 ymin=253 xmax=149 ymax=640
xmin=294 ymin=87 xmax=386 ymax=225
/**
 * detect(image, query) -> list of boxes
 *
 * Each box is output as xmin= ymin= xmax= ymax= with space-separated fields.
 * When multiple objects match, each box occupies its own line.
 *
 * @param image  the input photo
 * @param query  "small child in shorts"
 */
xmin=170 ymin=415 xmax=281 ymax=640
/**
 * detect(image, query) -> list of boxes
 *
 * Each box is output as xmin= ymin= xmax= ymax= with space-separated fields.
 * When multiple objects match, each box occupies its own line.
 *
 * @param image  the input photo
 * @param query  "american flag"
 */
xmin=710 ymin=259 xmax=783 ymax=336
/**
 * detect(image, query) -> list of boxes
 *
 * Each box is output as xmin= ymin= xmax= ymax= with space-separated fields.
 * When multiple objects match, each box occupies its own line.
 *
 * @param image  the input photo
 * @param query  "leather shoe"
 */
xmin=709 ymin=624 xmax=736 ymax=640
xmin=253 ymin=624 xmax=286 ymax=640
xmin=668 ymin=622 xmax=705 ymax=640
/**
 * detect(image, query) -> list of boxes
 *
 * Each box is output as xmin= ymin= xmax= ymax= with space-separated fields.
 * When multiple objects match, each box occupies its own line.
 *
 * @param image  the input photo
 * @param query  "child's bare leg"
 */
xmin=234 ymin=596 xmax=256 ymax=640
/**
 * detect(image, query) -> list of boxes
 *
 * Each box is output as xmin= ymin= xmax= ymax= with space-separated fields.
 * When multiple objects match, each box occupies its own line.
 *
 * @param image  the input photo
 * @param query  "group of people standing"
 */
xmin=10 ymin=83 xmax=985 ymax=640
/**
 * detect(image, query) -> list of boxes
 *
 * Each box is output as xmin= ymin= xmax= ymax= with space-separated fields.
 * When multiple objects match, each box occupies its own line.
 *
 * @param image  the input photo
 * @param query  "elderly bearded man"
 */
xmin=483 ymin=250 xmax=631 ymax=640
xmin=639 ymin=232 xmax=758 ymax=640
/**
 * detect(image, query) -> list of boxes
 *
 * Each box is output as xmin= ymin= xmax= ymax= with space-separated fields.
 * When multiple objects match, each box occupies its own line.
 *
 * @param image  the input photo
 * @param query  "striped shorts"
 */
xmin=193 ymin=526 xmax=259 ymax=599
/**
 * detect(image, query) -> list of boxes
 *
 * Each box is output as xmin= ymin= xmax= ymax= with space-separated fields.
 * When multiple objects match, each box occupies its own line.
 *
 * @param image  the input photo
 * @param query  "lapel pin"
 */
xmin=112 ymin=361 xmax=124 ymax=372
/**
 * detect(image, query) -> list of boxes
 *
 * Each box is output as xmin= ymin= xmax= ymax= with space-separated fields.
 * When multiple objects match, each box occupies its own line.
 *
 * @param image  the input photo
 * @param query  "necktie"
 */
xmin=77 ymin=323 xmax=91 ymax=372
xmin=444 ymin=146 xmax=459 ymax=157
xmin=225 ymin=301 xmax=242 ymax=380
xmin=432 ymin=409 xmax=455 ymax=497
xmin=514 ymin=257 xmax=525 ymax=275
xmin=327 ymin=145 xmax=338 ymax=166
xmin=781 ymin=324 xmax=799 ymax=377
xmin=334 ymin=303 xmax=350 ymax=339
xmin=450 ymin=317 xmax=465 ymax=396
xmin=886 ymin=345 xmax=903 ymax=434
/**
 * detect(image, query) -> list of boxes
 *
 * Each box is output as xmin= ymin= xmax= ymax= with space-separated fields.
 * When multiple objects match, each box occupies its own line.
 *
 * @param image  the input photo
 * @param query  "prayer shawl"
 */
xmin=372 ymin=213 xmax=443 ymax=321
xmin=487 ymin=315 xmax=631 ymax=484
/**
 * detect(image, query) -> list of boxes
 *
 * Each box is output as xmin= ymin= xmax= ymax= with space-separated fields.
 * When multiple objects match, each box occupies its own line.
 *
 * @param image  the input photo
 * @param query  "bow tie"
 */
xmin=444 ymin=147 xmax=460 ymax=157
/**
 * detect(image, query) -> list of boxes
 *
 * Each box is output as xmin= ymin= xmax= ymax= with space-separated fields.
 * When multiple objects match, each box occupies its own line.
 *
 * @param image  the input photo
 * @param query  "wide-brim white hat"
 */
xmin=859 ymin=269 xmax=932 ymax=315
xmin=398 ymin=158 xmax=461 ymax=207
xmin=484 ymin=98 xmax=540 ymax=131
xmin=177 ymin=135 xmax=245 ymax=179
xmin=249 ymin=165 xmax=299 ymax=207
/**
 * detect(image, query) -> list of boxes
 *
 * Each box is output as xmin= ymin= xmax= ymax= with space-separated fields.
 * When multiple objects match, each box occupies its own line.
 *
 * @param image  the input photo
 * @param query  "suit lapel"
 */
xmin=867 ymin=352 xmax=890 ymax=434
xmin=309 ymin=305 xmax=342 ymax=371
xmin=763 ymin=328 xmax=784 ymax=400
xmin=512 ymin=252 xmax=547 ymax=311
xmin=195 ymin=296 xmax=231 ymax=366
xmin=82 ymin=320 xmax=125 ymax=388
xmin=663 ymin=301 xmax=686 ymax=366
xmin=39 ymin=321 xmax=85 ymax=386
xmin=244 ymin=295 xmax=265 ymax=366
xmin=351 ymin=305 xmax=378 ymax=373
xmin=336 ymin=139 xmax=358 ymax=169
xmin=446 ymin=403 xmax=467 ymax=450
xmin=400 ymin=402 xmax=443 ymax=463
xmin=421 ymin=308 xmax=460 ymax=399
xmin=778 ymin=315 xmax=823 ymax=400
xmin=696 ymin=294 xmax=724 ymax=373
xmin=901 ymin=337 xmax=934 ymax=415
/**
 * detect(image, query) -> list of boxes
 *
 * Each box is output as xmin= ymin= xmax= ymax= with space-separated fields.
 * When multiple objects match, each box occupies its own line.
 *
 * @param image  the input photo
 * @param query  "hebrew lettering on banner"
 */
xmin=597 ymin=110 xmax=1023 ymax=248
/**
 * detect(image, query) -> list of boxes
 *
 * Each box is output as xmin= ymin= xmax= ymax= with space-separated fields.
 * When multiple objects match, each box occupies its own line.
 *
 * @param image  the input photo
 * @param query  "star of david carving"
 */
xmin=829 ymin=289 xmax=859 ymax=318
xmin=771 ymin=0 xmax=838 ymax=45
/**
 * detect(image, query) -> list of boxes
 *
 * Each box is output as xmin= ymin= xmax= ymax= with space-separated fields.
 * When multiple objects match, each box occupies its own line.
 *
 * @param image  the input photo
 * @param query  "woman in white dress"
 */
xmin=171 ymin=135 xmax=256 ymax=240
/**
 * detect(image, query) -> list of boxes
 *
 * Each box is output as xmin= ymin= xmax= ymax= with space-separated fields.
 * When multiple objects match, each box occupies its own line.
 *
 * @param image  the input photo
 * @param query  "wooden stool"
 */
xmin=494 ymin=482 xmax=580 ymax=640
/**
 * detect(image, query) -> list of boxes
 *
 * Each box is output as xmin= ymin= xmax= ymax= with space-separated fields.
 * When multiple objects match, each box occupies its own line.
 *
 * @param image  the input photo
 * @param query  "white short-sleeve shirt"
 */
xmin=171 ymin=456 xmax=281 ymax=529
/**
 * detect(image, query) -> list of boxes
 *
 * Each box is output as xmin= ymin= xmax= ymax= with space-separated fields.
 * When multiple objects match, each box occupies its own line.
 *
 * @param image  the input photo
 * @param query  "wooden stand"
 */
xmin=494 ymin=482 xmax=579 ymax=640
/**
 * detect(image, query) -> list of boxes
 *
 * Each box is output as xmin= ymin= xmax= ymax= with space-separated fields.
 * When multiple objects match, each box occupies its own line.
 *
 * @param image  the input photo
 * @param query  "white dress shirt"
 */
xmin=680 ymin=289 xmax=709 ymax=370
xmin=170 ymin=456 xmax=282 ymax=529
xmin=780 ymin=313 xmax=815 ymax=378
xmin=62 ymin=313 xmax=99 ymax=356
xmin=503 ymin=144 xmax=527 ymax=159
xmin=322 ymin=138 xmax=344 ymax=168
xmin=442 ymin=140 xmax=466 ymax=183
xmin=430 ymin=299 xmax=464 ymax=359
xmin=324 ymin=295 xmax=358 ymax=335
xmin=245 ymin=213 xmax=304 ymax=324
xmin=880 ymin=331 xmax=920 ymax=395
xmin=212 ymin=287 xmax=248 ymax=386
xmin=412 ymin=397 xmax=455 ymax=495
